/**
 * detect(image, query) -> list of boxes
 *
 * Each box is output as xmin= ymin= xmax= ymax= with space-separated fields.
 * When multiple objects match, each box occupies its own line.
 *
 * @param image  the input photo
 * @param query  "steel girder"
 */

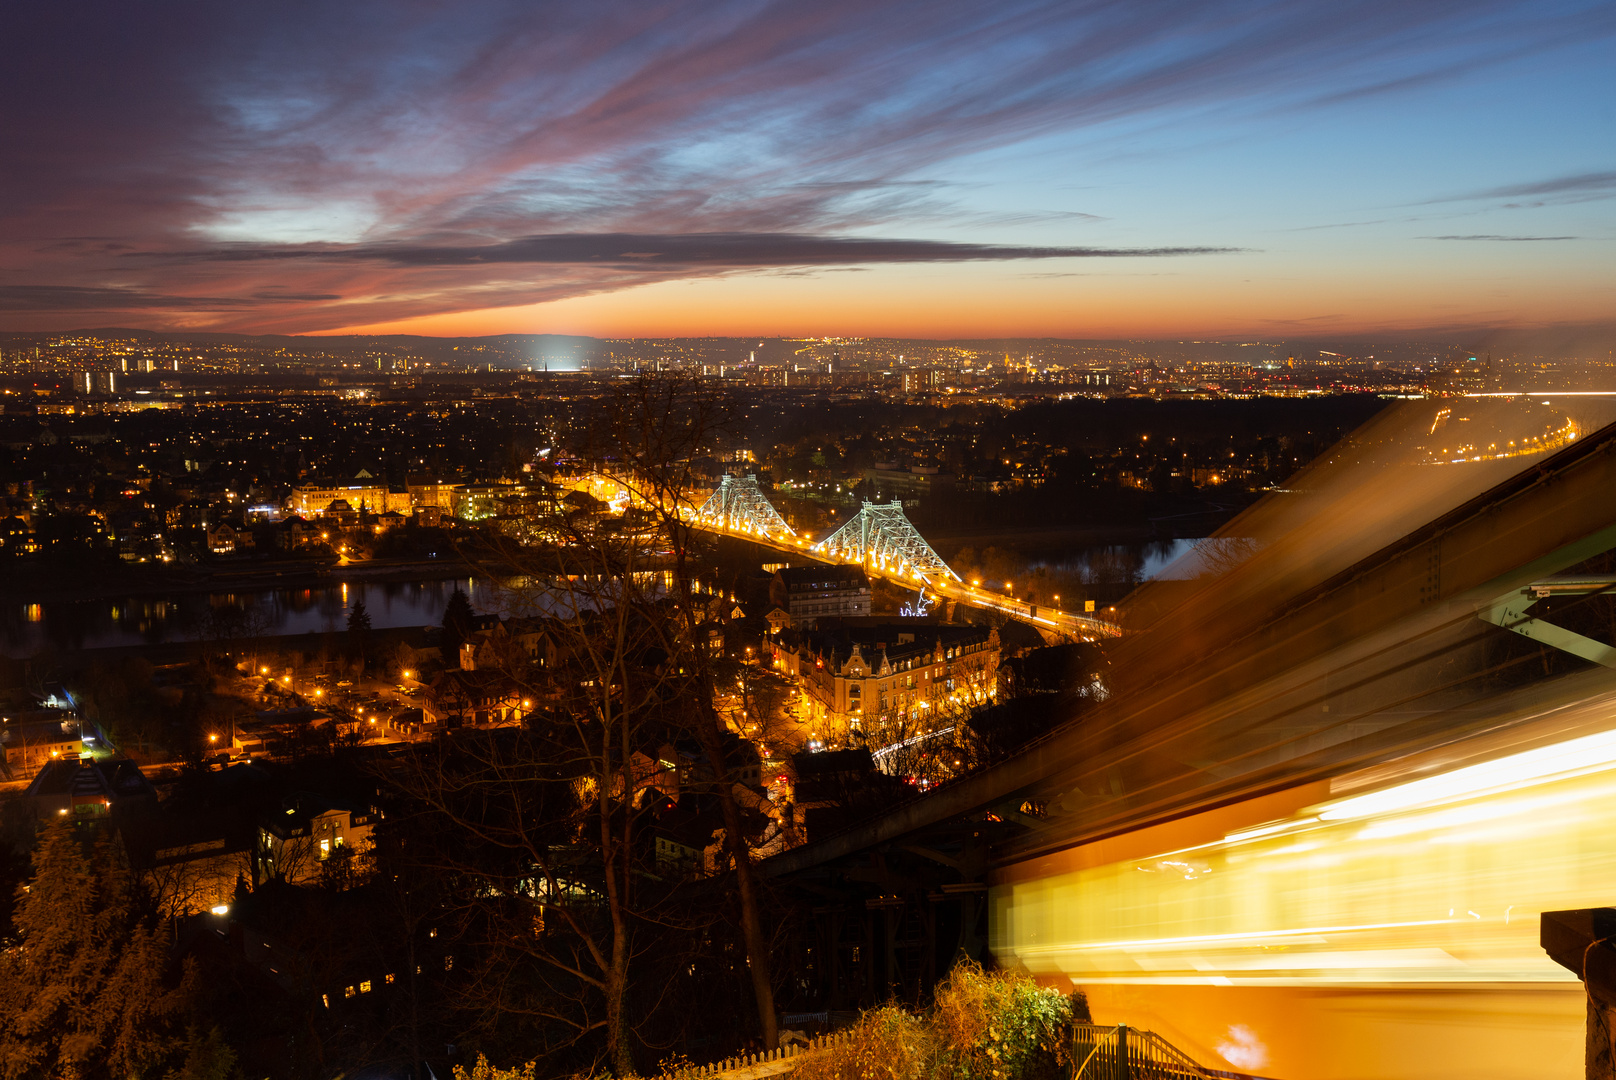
xmin=814 ymin=501 xmax=960 ymax=583
xmin=695 ymin=474 xmax=796 ymax=540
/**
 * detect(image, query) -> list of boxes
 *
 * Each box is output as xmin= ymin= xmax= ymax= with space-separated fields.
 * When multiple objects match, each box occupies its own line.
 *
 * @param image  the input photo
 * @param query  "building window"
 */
xmin=322 ymin=994 xmax=330 ymax=1009
xmin=445 ymin=955 xmax=455 ymax=971
xmin=385 ymin=972 xmax=396 ymax=984
xmin=345 ymin=986 xmax=356 ymax=998
xmin=360 ymin=980 xmax=372 ymax=993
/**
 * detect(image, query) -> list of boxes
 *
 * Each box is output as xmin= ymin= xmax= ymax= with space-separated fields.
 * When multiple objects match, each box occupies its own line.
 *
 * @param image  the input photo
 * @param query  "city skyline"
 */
xmin=2 ymin=1 xmax=1613 ymax=339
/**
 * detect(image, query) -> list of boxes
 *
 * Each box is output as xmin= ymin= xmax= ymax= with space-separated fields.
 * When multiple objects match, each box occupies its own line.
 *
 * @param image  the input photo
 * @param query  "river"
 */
xmin=1 ymin=577 xmax=501 ymax=657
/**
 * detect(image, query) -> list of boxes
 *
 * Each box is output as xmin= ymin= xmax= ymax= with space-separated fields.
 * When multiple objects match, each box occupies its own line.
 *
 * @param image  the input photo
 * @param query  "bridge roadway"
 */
xmin=755 ymin=403 xmax=1616 ymax=1080
xmin=689 ymin=518 xmax=1122 ymax=641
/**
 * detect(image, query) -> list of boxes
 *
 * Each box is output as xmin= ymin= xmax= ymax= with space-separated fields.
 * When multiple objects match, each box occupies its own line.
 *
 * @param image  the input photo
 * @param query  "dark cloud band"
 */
xmin=186 ymin=232 xmax=1242 ymax=268
xmin=0 ymin=285 xmax=260 ymax=312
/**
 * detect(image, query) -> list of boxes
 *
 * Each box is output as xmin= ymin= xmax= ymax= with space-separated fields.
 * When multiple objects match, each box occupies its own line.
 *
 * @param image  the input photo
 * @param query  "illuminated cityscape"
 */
xmin=2 ymin=2 xmax=1615 ymax=1079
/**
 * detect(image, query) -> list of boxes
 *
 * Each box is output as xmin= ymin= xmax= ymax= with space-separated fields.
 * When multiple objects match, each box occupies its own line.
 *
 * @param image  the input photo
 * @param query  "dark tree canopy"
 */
xmin=442 ymin=587 xmax=475 ymax=664
xmin=0 ymin=819 xmax=197 ymax=1078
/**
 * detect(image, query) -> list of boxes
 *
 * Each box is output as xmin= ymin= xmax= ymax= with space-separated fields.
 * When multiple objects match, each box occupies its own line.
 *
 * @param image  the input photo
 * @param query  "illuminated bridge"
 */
xmin=694 ymin=474 xmax=798 ymax=543
xmin=760 ymin=396 xmax=1616 ymax=1080
xmin=688 ymin=476 xmax=1120 ymax=640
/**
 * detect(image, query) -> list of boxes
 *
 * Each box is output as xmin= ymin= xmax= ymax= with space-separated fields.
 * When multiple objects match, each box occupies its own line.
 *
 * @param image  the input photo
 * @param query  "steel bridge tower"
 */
xmin=814 ymin=500 xmax=960 ymax=583
xmin=694 ymin=474 xmax=797 ymax=541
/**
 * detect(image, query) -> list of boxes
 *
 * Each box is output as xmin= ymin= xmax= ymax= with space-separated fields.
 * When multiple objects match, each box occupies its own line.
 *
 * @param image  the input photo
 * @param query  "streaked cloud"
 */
xmin=1420 ymin=234 xmax=1580 ymax=241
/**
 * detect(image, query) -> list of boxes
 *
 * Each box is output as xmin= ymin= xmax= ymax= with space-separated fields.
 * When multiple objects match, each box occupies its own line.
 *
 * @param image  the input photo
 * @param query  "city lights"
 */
xmin=3 ymin=3 xmax=1606 ymax=1061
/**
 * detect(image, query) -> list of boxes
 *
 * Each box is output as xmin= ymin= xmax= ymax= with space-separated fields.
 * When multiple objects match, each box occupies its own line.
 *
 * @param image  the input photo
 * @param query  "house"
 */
xmin=207 ymin=521 xmax=253 ymax=554
xmin=233 ymin=708 xmax=333 ymax=757
xmin=230 ymin=880 xmax=417 ymax=1006
xmin=277 ymin=515 xmax=323 ymax=550
xmin=324 ymin=499 xmax=359 ymax=528
xmin=257 ymin=792 xmax=378 ymax=888
xmin=0 ymin=710 xmax=84 ymax=778
xmin=117 ymin=762 xmax=270 ymax=917
xmin=769 ymin=565 xmax=872 ymax=629
xmin=25 ymin=757 xmax=156 ymax=820
xmin=651 ymin=733 xmax=764 ymax=796
xmin=0 ymin=515 xmax=37 ymax=555
xmin=426 ymin=668 xmax=522 ymax=726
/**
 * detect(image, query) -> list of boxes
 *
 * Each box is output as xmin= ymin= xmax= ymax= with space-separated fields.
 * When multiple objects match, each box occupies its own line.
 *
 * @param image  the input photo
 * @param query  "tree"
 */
xmin=594 ymin=375 xmax=780 ymax=1053
xmin=0 ymin=819 xmax=197 ymax=1078
xmin=167 ymin=1027 xmax=241 ymax=1080
xmin=398 ymin=552 xmax=705 ymax=1075
xmin=347 ymin=598 xmax=374 ymax=662
xmin=397 ymin=375 xmax=782 ymax=1072
xmin=442 ymin=588 xmax=475 ymax=668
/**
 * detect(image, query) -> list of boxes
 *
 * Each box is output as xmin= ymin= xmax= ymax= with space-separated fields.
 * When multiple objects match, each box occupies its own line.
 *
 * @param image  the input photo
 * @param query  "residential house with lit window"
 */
xmin=0 ymin=710 xmax=84 ymax=779
xmin=256 ymin=793 xmax=377 ymax=887
xmin=206 ymin=521 xmax=252 ymax=554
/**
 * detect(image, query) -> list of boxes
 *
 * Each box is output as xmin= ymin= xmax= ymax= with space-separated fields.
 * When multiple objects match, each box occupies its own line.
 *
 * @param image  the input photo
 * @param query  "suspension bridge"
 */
xmin=690 ymin=474 xmax=1120 ymax=639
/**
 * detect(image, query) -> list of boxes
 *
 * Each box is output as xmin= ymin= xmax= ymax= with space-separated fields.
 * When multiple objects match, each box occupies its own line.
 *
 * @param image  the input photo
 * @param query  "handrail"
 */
xmin=1072 ymin=1022 xmax=1221 ymax=1079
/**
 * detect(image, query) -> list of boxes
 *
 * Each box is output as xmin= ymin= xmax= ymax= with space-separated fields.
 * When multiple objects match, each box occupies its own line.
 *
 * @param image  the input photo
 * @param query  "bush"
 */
xmin=793 ymin=1006 xmax=935 ymax=1080
xmin=794 ymin=962 xmax=1073 ymax=1080
xmin=454 ymin=1054 xmax=538 ymax=1080
xmin=931 ymin=961 xmax=1072 ymax=1080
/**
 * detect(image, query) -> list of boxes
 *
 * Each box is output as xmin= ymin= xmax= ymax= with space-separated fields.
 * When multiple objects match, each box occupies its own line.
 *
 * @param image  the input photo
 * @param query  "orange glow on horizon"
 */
xmin=308 ymin=261 xmax=1613 ymax=341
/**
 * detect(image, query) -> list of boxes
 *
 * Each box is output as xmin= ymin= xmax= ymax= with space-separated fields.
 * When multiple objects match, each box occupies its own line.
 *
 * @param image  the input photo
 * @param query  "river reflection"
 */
xmin=1 ymin=577 xmax=502 ymax=657
xmin=1030 ymin=538 xmax=1203 ymax=582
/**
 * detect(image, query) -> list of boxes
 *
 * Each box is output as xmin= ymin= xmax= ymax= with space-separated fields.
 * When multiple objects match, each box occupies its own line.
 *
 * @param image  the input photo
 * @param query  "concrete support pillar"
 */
xmin=1542 ymin=909 xmax=1616 ymax=1080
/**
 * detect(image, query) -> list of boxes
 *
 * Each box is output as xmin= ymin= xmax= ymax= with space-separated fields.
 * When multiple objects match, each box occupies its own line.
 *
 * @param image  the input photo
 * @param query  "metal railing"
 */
xmin=1072 ymin=1023 xmax=1217 ymax=1080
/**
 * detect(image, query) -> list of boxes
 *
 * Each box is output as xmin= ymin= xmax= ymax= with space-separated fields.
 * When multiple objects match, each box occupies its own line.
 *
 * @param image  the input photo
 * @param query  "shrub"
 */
xmin=454 ymin=1054 xmax=539 ymax=1080
xmin=793 ymin=1006 xmax=936 ymax=1080
xmin=793 ymin=962 xmax=1072 ymax=1080
xmin=930 ymin=962 xmax=1073 ymax=1080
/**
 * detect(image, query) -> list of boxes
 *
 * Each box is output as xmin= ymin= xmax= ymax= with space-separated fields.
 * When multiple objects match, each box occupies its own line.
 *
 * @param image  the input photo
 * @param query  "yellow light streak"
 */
xmin=993 ymin=723 xmax=1616 ymax=993
xmin=1317 ymin=725 xmax=1616 ymax=821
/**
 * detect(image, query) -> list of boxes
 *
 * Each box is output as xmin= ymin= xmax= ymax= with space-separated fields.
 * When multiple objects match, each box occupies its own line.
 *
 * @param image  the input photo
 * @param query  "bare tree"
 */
xmin=597 ymin=375 xmax=780 ymax=1051
xmin=393 ymin=376 xmax=785 ymax=1072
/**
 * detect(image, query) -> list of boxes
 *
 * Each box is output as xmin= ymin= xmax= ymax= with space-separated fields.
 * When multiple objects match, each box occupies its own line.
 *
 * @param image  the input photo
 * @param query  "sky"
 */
xmin=1 ymin=0 xmax=1613 ymax=340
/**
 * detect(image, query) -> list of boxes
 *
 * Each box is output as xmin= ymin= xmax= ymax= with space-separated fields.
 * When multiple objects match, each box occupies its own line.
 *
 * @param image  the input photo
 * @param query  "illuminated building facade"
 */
xmin=257 ymin=793 xmax=376 ymax=887
xmin=769 ymin=622 xmax=997 ymax=740
xmin=288 ymin=482 xmax=409 ymax=517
